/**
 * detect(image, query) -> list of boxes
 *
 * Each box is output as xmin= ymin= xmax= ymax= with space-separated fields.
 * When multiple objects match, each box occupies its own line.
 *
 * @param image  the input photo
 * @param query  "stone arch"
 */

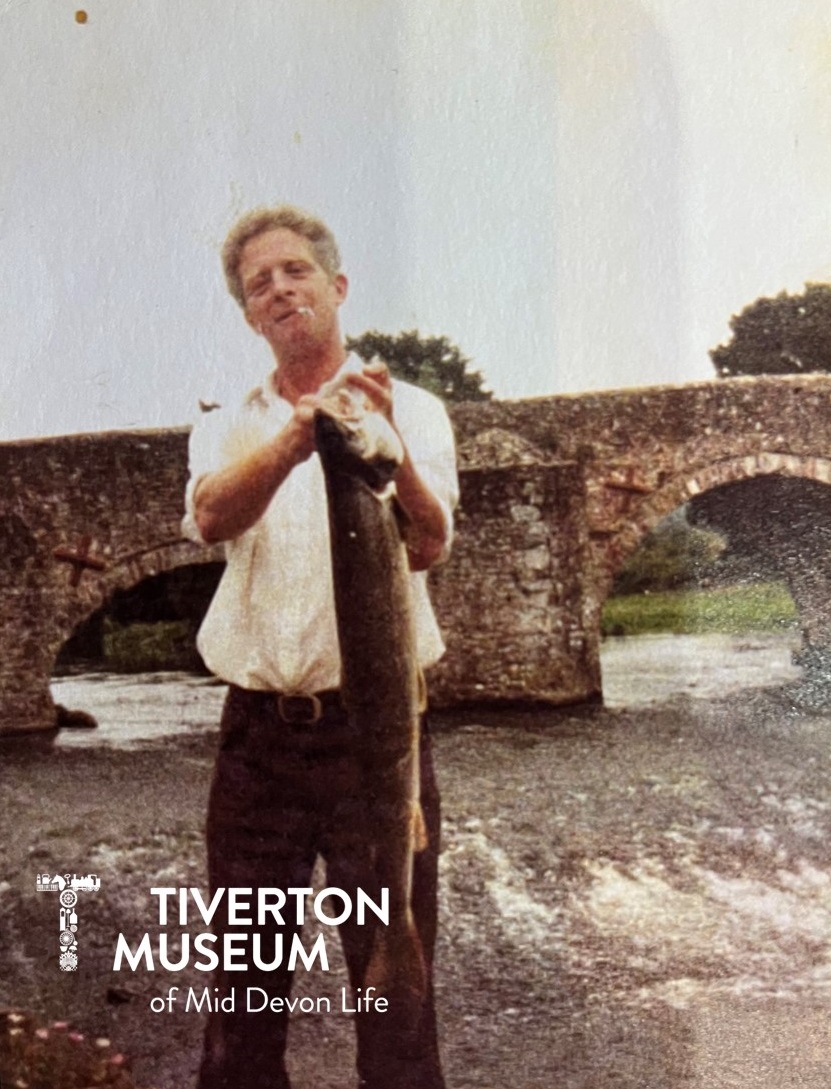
xmin=595 ymin=451 xmax=831 ymax=638
xmin=52 ymin=540 xmax=222 ymax=657
xmin=47 ymin=538 xmax=224 ymax=727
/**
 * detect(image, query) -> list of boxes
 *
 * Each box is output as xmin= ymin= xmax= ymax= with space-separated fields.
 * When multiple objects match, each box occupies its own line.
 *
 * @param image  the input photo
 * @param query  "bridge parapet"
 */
xmin=451 ymin=374 xmax=831 ymax=585
xmin=4 ymin=375 xmax=831 ymax=732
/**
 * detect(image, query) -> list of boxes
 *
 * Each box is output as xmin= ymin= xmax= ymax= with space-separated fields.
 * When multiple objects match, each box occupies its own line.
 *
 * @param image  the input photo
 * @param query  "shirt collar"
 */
xmin=262 ymin=352 xmax=363 ymax=407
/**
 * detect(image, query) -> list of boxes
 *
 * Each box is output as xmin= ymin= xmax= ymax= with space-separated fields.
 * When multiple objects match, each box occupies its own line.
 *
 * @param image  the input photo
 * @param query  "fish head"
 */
xmin=314 ymin=381 xmax=404 ymax=491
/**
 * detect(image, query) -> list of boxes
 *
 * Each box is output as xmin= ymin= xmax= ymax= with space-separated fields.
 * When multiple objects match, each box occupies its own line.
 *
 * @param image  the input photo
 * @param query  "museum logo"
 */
xmin=36 ymin=873 xmax=101 ymax=972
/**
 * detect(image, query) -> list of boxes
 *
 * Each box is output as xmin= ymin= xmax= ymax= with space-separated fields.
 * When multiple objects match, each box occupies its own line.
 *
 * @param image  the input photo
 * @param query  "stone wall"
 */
xmin=0 ymin=429 xmax=215 ymax=734
xmin=0 ymin=421 xmax=598 ymax=735
xmin=429 ymin=460 xmax=598 ymax=706
xmin=5 ymin=374 xmax=831 ymax=733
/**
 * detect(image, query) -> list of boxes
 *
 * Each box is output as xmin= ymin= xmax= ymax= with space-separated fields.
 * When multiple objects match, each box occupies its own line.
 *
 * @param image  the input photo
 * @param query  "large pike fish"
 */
xmin=314 ymin=382 xmax=426 ymax=1032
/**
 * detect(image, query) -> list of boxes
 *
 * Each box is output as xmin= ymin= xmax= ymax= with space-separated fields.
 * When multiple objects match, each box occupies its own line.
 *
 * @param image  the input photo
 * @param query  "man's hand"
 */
xmin=285 ymin=393 xmax=323 ymax=464
xmin=343 ymin=362 xmax=449 ymax=571
xmin=343 ymin=361 xmax=395 ymax=424
xmin=194 ymin=396 xmax=321 ymax=544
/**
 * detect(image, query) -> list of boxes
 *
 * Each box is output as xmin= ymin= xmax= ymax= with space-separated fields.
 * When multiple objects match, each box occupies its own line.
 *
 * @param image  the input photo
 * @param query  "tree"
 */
xmin=346 ymin=329 xmax=492 ymax=403
xmin=704 ymin=294 xmax=831 ymax=690
xmin=710 ymin=282 xmax=831 ymax=377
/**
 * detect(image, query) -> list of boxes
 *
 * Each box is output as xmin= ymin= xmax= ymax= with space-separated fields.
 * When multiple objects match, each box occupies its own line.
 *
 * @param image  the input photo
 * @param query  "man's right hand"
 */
xmin=284 ymin=394 xmax=321 ymax=466
xmin=194 ymin=399 xmax=323 ymax=544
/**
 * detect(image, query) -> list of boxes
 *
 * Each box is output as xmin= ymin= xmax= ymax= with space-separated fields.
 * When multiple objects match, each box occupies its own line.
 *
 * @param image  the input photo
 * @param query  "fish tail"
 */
xmin=364 ymin=910 xmax=427 ymax=1034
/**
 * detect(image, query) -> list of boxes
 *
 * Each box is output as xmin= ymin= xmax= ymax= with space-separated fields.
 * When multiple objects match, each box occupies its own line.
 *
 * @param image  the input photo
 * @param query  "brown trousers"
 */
xmin=196 ymin=685 xmax=445 ymax=1089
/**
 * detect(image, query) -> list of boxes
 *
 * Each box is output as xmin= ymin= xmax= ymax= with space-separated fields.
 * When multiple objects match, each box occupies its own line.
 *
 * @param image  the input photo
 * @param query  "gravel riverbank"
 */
xmin=2 ymin=642 xmax=831 ymax=1087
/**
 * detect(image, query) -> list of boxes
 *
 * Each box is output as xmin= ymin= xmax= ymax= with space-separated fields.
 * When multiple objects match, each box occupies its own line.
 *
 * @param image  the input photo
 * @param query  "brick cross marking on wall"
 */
xmin=53 ymin=535 xmax=107 ymax=586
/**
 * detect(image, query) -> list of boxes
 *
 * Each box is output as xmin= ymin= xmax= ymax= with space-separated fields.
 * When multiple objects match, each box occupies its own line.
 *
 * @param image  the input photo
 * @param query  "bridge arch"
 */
xmin=596 ymin=450 xmax=831 ymax=694
xmin=605 ymin=451 xmax=831 ymax=581
xmin=48 ymin=539 xmax=223 ymax=728
xmin=7 ymin=377 xmax=831 ymax=733
xmin=51 ymin=539 xmax=223 ymax=667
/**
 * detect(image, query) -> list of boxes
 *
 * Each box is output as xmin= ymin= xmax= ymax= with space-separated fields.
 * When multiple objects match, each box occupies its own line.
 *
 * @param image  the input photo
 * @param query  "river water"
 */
xmin=31 ymin=632 xmax=831 ymax=1087
xmin=601 ymin=630 xmax=803 ymax=707
xmin=50 ymin=631 xmax=804 ymax=746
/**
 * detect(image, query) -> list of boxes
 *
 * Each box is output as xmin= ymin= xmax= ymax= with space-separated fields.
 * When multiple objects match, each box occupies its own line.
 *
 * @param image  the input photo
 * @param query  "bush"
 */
xmin=101 ymin=619 xmax=204 ymax=673
xmin=613 ymin=516 xmax=727 ymax=596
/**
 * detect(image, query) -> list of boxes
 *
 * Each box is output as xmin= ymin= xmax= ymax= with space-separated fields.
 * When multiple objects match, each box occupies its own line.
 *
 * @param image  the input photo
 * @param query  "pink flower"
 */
xmin=109 ymin=1053 xmax=126 ymax=1066
xmin=35 ymin=1027 xmax=50 ymax=1040
xmin=68 ymin=1030 xmax=85 ymax=1043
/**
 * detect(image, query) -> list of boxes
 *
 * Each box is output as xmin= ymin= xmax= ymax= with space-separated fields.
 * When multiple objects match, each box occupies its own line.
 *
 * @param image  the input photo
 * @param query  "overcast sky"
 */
xmin=3 ymin=0 xmax=831 ymax=439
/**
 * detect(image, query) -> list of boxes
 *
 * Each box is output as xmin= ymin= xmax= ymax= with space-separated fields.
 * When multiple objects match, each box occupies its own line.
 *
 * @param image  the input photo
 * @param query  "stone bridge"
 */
xmin=4 ymin=374 xmax=831 ymax=735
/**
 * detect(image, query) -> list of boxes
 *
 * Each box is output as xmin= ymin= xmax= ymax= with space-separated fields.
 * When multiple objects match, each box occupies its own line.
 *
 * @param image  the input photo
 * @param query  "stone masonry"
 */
xmin=4 ymin=374 xmax=831 ymax=734
xmin=0 ymin=429 xmax=222 ymax=734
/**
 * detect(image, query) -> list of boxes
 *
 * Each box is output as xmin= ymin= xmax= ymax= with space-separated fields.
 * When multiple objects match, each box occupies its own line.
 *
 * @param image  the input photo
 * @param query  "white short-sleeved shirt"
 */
xmin=182 ymin=355 xmax=459 ymax=694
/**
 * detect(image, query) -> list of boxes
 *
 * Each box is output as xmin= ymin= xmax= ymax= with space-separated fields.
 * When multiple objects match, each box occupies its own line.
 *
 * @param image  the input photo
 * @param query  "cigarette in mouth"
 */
xmin=296 ymin=306 xmax=315 ymax=317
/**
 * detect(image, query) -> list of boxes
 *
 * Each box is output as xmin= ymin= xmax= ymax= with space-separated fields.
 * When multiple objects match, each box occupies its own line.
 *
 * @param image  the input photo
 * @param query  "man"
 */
xmin=182 ymin=205 xmax=458 ymax=1089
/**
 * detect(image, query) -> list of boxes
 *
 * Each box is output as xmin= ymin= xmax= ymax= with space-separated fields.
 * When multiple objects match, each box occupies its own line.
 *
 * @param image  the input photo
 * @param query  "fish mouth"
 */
xmin=314 ymin=376 xmax=405 ymax=488
xmin=314 ymin=410 xmax=402 ymax=490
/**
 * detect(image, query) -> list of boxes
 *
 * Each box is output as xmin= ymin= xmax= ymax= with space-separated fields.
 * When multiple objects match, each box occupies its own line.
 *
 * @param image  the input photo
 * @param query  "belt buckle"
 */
xmin=277 ymin=692 xmax=323 ymax=725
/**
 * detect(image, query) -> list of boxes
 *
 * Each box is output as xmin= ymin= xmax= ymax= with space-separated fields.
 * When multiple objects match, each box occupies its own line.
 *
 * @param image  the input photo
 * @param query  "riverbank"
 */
xmin=3 ymin=647 xmax=831 ymax=1087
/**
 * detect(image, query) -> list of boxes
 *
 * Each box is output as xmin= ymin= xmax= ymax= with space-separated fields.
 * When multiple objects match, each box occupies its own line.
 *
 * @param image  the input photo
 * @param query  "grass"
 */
xmin=602 ymin=581 xmax=799 ymax=638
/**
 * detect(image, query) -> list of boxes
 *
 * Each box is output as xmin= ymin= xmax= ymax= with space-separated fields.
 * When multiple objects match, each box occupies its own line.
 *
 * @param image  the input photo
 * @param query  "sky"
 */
xmin=2 ymin=0 xmax=831 ymax=440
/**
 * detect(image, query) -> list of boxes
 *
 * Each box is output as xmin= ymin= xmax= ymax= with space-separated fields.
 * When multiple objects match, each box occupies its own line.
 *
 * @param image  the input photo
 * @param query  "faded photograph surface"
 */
xmin=3 ymin=3 xmax=831 ymax=1087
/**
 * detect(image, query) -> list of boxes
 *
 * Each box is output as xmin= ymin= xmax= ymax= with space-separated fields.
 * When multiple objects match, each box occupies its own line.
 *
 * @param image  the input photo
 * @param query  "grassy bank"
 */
xmin=602 ymin=581 xmax=799 ymax=638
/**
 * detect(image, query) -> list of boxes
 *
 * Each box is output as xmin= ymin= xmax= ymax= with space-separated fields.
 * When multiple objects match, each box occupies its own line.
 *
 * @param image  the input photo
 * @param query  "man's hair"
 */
xmin=221 ymin=204 xmax=342 ymax=307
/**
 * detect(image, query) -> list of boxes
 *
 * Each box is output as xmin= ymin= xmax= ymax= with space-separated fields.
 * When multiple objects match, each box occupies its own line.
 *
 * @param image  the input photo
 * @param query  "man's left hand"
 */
xmin=343 ymin=361 xmax=395 ymax=425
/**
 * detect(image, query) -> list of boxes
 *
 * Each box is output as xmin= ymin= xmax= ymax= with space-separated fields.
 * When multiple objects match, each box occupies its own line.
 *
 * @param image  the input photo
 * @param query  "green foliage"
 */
xmin=346 ymin=329 xmax=492 ymax=403
xmin=101 ymin=619 xmax=204 ymax=673
xmin=602 ymin=582 xmax=798 ymax=637
xmin=612 ymin=515 xmax=727 ymax=596
xmin=711 ymin=282 xmax=831 ymax=377
xmin=57 ymin=564 xmax=224 ymax=675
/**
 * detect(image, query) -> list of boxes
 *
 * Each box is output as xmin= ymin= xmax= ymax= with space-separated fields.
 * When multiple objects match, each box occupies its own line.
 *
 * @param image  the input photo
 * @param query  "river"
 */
xmin=600 ymin=629 xmax=802 ymax=707
xmin=50 ymin=631 xmax=804 ymax=746
xmin=12 ymin=631 xmax=827 ymax=1087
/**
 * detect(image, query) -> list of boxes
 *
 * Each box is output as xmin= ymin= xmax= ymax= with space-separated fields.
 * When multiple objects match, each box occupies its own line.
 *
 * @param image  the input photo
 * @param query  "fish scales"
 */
xmin=314 ymin=403 xmax=427 ymax=1034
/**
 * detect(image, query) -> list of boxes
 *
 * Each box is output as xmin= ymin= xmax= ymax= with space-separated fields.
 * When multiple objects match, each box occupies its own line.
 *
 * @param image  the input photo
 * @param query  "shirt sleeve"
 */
xmin=181 ymin=404 xmax=235 ymax=545
xmin=392 ymin=381 xmax=460 ymax=563
xmin=181 ymin=386 xmax=280 ymax=544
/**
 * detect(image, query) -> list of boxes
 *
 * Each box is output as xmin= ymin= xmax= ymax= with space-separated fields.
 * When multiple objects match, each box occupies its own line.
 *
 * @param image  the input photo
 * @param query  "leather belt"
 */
xmin=274 ymin=669 xmax=427 ymax=725
xmin=275 ymin=690 xmax=343 ymax=725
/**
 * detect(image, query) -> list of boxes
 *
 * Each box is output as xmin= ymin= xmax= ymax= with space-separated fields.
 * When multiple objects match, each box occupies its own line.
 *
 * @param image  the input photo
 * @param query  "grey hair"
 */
xmin=221 ymin=204 xmax=342 ymax=307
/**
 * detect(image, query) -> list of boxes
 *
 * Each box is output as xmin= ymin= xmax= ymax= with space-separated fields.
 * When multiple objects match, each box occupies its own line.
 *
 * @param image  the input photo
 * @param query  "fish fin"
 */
xmin=413 ymin=802 xmax=428 ymax=853
xmin=416 ymin=667 xmax=428 ymax=713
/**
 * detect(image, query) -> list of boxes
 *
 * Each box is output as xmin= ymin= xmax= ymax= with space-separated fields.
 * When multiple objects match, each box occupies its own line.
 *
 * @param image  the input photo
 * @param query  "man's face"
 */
xmin=239 ymin=227 xmax=348 ymax=354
